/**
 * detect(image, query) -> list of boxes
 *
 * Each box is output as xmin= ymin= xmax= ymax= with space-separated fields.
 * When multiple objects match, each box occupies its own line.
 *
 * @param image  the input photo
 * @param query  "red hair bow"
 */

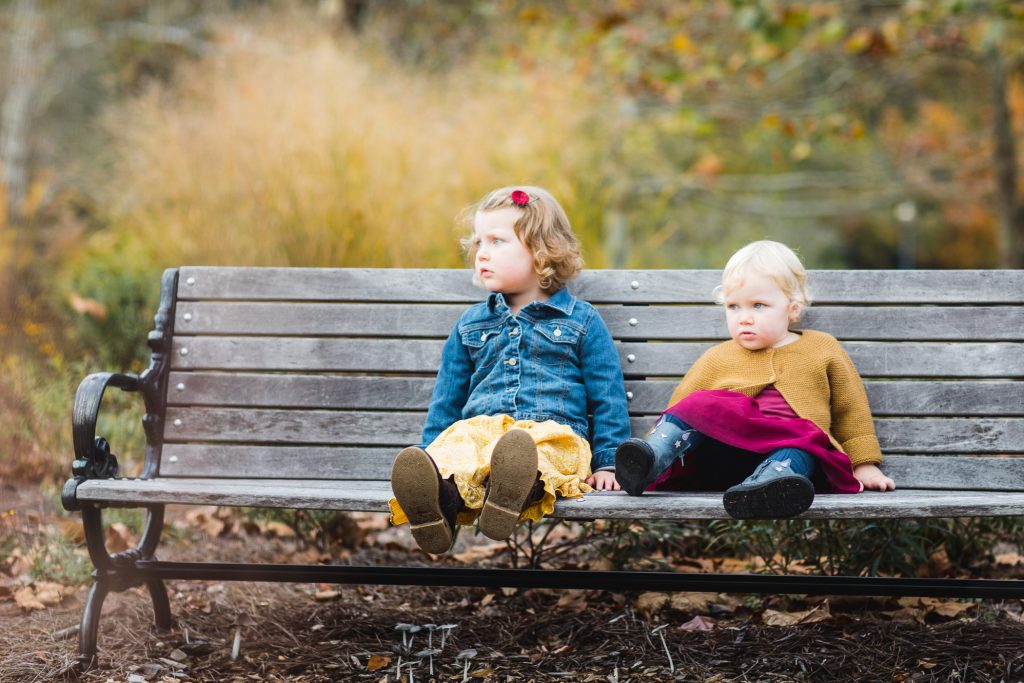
xmin=510 ymin=189 xmax=530 ymax=206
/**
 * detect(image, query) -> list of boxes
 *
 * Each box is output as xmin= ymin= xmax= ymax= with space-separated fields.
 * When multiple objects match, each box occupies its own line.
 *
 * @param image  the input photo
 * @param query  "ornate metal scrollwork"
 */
xmin=72 ymin=437 xmax=120 ymax=480
xmin=63 ymin=268 xmax=179 ymax=510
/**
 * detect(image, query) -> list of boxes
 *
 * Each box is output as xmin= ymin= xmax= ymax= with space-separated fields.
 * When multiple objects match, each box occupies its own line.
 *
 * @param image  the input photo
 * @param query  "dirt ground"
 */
xmin=3 ymin=481 xmax=1024 ymax=683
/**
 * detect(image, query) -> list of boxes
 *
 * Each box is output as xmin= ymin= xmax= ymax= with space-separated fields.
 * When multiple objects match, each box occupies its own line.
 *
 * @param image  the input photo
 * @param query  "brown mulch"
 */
xmin=3 ymin=577 xmax=1024 ymax=682
xmin=3 ymin=487 xmax=1024 ymax=682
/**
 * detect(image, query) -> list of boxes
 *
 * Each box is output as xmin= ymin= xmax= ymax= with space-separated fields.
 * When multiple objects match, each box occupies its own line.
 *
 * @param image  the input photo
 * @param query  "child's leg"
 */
xmin=722 ymin=447 xmax=816 ymax=519
xmin=479 ymin=429 xmax=540 ymax=541
xmin=481 ymin=420 xmax=594 ymax=539
xmin=391 ymin=447 xmax=464 ymax=554
xmin=389 ymin=415 xmax=507 ymax=553
xmin=615 ymin=414 xmax=705 ymax=496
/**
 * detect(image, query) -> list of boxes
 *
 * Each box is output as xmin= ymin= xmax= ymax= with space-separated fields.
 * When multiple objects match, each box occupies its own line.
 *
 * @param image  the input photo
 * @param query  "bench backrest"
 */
xmin=158 ymin=267 xmax=1024 ymax=491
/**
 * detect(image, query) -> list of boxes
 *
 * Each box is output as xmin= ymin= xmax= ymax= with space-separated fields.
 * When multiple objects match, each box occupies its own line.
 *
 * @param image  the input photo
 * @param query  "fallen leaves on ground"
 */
xmin=881 ymin=598 xmax=976 ymax=625
xmin=366 ymin=654 xmax=390 ymax=671
xmin=12 ymin=581 xmax=76 ymax=611
xmin=763 ymin=600 xmax=832 ymax=626
xmin=451 ymin=542 xmax=506 ymax=563
xmin=679 ymin=614 xmax=717 ymax=631
xmin=635 ymin=591 xmax=738 ymax=617
xmin=105 ymin=522 xmax=137 ymax=552
xmin=995 ymin=551 xmax=1023 ymax=566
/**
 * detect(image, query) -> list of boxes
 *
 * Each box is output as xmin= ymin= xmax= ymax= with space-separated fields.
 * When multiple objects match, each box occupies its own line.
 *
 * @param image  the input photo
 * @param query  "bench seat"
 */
xmin=75 ymin=477 xmax=1024 ymax=519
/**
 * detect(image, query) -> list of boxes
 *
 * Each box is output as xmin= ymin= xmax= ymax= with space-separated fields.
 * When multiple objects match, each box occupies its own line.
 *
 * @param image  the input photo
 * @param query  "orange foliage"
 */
xmin=934 ymin=202 xmax=998 ymax=268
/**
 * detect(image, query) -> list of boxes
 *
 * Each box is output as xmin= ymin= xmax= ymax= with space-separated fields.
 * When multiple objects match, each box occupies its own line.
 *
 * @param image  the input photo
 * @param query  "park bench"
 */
xmin=62 ymin=266 xmax=1024 ymax=669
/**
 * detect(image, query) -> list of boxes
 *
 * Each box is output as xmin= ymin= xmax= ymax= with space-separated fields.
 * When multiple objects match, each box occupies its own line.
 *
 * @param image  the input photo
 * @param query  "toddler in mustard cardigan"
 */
xmin=615 ymin=240 xmax=896 ymax=518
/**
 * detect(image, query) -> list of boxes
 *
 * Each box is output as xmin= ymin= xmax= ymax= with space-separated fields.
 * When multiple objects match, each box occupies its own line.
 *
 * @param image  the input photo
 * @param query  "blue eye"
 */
xmin=493 ymin=238 xmax=503 ymax=245
xmin=754 ymin=303 xmax=765 ymax=309
xmin=727 ymin=304 xmax=739 ymax=311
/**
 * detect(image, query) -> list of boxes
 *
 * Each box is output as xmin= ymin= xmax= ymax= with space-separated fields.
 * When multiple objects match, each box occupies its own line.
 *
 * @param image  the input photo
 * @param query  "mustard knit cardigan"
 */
xmin=666 ymin=329 xmax=883 ymax=467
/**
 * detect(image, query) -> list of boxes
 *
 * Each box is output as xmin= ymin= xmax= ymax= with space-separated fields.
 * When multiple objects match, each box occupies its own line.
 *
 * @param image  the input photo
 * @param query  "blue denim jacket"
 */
xmin=422 ymin=287 xmax=631 ymax=470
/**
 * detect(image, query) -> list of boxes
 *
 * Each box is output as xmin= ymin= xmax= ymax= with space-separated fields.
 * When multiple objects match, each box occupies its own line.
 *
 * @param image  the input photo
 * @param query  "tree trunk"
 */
xmin=988 ymin=47 xmax=1023 ymax=268
xmin=1 ymin=0 xmax=42 ymax=225
xmin=0 ymin=0 xmax=42 ymax=318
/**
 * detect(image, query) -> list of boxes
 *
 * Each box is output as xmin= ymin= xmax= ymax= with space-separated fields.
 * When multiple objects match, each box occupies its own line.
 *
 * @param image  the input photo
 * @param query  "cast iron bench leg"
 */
xmin=78 ymin=504 xmax=172 ymax=671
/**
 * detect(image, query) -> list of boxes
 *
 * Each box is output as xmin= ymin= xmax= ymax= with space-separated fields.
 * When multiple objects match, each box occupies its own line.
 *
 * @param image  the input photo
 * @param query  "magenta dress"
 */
xmin=649 ymin=388 xmax=861 ymax=494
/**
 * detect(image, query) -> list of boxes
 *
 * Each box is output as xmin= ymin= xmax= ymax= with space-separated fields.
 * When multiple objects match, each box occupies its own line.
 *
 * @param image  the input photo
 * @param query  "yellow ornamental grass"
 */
xmin=100 ymin=22 xmax=608 ymax=270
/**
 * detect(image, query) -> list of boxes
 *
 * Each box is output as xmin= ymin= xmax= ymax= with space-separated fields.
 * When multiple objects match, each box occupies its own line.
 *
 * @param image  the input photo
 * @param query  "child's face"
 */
xmin=723 ymin=272 xmax=801 ymax=350
xmin=473 ymin=208 xmax=542 ymax=303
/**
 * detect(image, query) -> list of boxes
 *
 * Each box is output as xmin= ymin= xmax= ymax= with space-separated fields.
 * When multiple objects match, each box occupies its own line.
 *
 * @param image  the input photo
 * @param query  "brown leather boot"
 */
xmin=479 ymin=429 xmax=539 ymax=541
xmin=391 ymin=447 xmax=463 ymax=554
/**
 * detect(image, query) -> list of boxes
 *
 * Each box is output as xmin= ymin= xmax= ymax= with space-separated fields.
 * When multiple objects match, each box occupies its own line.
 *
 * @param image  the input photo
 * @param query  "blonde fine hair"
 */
xmin=714 ymin=240 xmax=813 ymax=319
xmin=461 ymin=185 xmax=584 ymax=293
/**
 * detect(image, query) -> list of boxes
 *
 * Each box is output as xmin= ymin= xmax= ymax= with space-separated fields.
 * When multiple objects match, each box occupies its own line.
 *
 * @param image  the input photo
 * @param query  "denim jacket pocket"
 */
xmin=534 ymin=319 xmax=583 ymax=366
xmin=459 ymin=321 xmax=503 ymax=370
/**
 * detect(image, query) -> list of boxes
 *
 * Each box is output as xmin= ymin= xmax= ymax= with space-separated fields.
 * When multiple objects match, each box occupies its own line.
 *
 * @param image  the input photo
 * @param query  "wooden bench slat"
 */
xmin=160 ymin=445 xmax=397 ymax=478
xmin=167 ymin=373 xmax=1024 ymax=416
xmin=169 ymin=337 xmax=1024 ymax=377
xmin=163 ymin=407 xmax=1024 ymax=453
xmin=620 ymin=342 xmax=1024 ymax=379
xmin=178 ymin=267 xmax=1024 ymax=304
xmin=158 ymin=447 xmax=1024 ymax=490
xmin=75 ymin=477 xmax=1024 ymax=519
xmin=174 ymin=302 xmax=1024 ymax=342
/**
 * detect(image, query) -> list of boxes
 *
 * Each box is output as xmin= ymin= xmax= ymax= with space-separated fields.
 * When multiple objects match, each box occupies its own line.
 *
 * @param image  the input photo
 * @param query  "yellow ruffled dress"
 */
xmin=389 ymin=414 xmax=593 ymax=527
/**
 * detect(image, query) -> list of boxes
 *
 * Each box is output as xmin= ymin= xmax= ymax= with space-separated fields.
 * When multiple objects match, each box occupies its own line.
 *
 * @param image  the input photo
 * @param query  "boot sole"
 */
xmin=391 ymin=447 xmax=453 ymax=554
xmin=479 ymin=429 xmax=539 ymax=541
xmin=615 ymin=439 xmax=655 ymax=496
xmin=723 ymin=475 xmax=814 ymax=519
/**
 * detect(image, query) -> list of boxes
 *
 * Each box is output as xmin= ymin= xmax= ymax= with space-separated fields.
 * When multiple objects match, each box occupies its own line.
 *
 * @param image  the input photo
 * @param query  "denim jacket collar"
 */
xmin=486 ymin=287 xmax=576 ymax=316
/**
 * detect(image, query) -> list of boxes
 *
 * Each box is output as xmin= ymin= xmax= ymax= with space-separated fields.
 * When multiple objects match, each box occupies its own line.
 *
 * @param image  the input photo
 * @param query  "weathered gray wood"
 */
xmin=158 ymin=444 xmax=1024 ymax=490
xmin=167 ymin=373 xmax=1024 ymax=416
xmin=174 ymin=302 xmax=1024 ymax=341
xmin=605 ymin=306 xmax=1024 ymax=342
xmin=160 ymin=445 xmax=397 ymax=478
xmin=875 ymin=418 xmax=1024 ymax=453
xmin=879 ymin=455 xmax=1024 ymax=491
xmin=178 ymin=267 xmax=1024 ymax=304
xmin=633 ymin=380 xmax=1024 ymax=416
xmin=863 ymin=381 xmax=1024 ymax=416
xmin=167 ymin=373 xmax=438 ymax=409
xmin=164 ymin=407 xmax=425 ymax=445
xmin=169 ymin=336 xmax=1024 ymax=377
xmin=163 ymin=405 xmax=1024 ymax=453
xmin=169 ymin=337 xmax=449 ymax=373
xmin=74 ymin=477 xmax=1024 ymax=519
xmin=618 ymin=342 xmax=1024 ymax=378
xmin=175 ymin=303 xmax=462 ymax=338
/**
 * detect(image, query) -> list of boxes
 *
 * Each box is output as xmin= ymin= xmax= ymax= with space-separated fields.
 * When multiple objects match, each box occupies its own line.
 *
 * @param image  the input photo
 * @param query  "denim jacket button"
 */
xmin=510 ymin=328 xmax=519 ymax=336
xmin=554 ymin=327 xmax=562 ymax=337
xmin=507 ymin=358 xmax=518 ymax=366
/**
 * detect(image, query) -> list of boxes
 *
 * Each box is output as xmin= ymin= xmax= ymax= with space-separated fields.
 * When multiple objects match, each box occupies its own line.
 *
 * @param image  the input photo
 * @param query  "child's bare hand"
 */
xmin=853 ymin=463 xmax=896 ymax=492
xmin=586 ymin=470 xmax=620 ymax=491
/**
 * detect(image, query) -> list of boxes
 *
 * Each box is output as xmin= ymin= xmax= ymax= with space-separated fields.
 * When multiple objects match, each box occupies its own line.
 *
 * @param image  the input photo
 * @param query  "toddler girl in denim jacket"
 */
xmin=389 ymin=186 xmax=631 ymax=554
xmin=615 ymin=240 xmax=896 ymax=519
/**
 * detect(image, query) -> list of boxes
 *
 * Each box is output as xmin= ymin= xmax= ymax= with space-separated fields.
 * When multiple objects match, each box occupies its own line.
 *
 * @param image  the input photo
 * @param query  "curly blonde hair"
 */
xmin=460 ymin=185 xmax=584 ymax=293
xmin=713 ymin=240 xmax=813 ymax=320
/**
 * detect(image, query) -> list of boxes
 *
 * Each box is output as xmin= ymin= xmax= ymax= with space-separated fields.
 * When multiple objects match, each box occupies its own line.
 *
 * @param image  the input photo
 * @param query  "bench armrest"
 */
xmin=63 ymin=372 xmax=142 ymax=510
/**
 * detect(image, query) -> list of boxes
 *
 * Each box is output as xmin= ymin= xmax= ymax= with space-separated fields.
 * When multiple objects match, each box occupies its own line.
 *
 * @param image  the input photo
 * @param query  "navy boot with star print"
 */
xmin=615 ymin=416 xmax=702 ymax=496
